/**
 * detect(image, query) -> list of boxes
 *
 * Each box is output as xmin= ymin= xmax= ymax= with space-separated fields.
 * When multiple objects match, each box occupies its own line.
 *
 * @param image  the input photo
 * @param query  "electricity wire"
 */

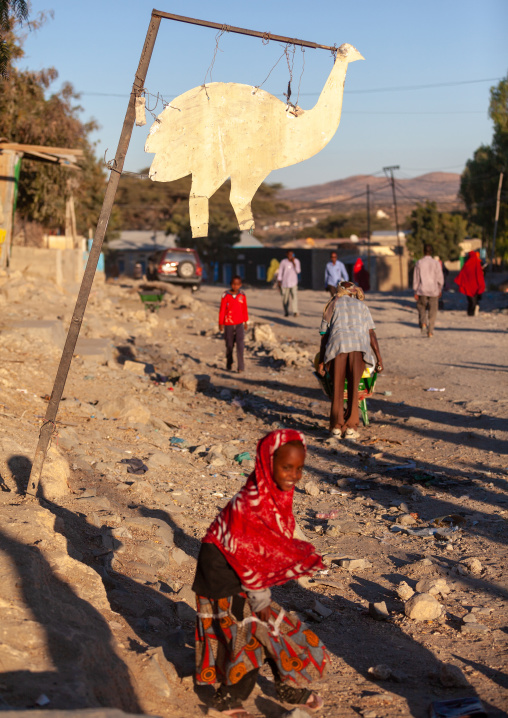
xmin=81 ymin=76 xmax=502 ymax=100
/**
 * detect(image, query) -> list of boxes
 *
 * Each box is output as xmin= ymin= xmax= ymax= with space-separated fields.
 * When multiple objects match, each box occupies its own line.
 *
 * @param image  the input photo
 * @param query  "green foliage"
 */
xmin=460 ymin=75 xmax=507 ymax=262
xmin=0 ymin=9 xmax=110 ymax=237
xmin=164 ymin=179 xmax=241 ymax=261
xmin=115 ymin=174 xmax=287 ymax=258
xmin=297 ymin=210 xmax=391 ymax=239
xmin=406 ymin=201 xmax=466 ymax=261
xmin=0 ymin=0 xmax=28 ymax=76
xmin=0 ymin=67 xmax=108 ymax=233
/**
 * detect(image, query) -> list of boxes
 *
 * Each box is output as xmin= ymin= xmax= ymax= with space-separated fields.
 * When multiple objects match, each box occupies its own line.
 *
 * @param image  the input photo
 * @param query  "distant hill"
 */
xmin=277 ymin=172 xmax=463 ymax=211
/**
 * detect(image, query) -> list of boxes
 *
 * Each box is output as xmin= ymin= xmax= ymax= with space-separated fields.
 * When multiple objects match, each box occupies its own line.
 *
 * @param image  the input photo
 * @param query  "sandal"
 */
xmin=276 ymin=684 xmax=324 ymax=712
xmin=304 ymin=692 xmax=324 ymax=712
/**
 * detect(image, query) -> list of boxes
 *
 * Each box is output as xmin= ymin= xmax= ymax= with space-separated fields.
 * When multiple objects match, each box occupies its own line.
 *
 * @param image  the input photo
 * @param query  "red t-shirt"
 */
xmin=219 ymin=290 xmax=249 ymax=326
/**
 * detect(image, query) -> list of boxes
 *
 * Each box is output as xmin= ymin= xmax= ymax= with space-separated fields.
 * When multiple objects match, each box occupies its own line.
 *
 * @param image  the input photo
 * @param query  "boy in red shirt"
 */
xmin=219 ymin=275 xmax=249 ymax=372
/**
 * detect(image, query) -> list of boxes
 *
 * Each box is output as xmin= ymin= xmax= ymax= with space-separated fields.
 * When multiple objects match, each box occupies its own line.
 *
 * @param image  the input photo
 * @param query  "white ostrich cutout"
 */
xmin=145 ymin=43 xmax=363 ymax=238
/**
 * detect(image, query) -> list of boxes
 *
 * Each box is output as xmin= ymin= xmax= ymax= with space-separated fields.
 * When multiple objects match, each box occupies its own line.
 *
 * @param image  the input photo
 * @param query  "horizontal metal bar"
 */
xmin=152 ymin=9 xmax=337 ymax=52
xmin=0 ymin=143 xmax=84 ymax=155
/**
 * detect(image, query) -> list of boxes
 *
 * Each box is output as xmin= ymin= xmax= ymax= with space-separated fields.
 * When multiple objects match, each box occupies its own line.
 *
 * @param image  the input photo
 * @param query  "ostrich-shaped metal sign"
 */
xmin=145 ymin=43 xmax=363 ymax=237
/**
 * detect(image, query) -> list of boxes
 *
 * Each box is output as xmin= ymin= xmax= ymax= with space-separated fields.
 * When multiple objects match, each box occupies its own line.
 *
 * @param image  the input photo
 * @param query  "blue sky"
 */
xmin=20 ymin=0 xmax=507 ymax=189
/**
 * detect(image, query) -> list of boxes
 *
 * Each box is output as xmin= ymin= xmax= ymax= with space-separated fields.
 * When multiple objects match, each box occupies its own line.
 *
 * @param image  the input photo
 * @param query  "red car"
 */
xmin=147 ymin=247 xmax=203 ymax=290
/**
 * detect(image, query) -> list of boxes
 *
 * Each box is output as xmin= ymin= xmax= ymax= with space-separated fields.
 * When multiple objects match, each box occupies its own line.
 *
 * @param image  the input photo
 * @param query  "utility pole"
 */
xmin=383 ymin=165 xmax=403 ymax=290
xmin=366 ymin=184 xmax=371 ymax=277
xmin=491 ymin=171 xmax=504 ymax=272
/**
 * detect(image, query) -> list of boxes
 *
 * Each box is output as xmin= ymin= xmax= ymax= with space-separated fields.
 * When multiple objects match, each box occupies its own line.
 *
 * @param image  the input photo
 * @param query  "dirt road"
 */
xmin=0 ymin=275 xmax=506 ymax=717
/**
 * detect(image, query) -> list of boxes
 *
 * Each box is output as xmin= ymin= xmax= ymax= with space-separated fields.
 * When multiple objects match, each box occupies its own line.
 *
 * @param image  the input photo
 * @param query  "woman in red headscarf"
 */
xmin=353 ymin=257 xmax=370 ymax=292
xmin=454 ymin=251 xmax=486 ymax=316
xmin=192 ymin=429 xmax=329 ymax=717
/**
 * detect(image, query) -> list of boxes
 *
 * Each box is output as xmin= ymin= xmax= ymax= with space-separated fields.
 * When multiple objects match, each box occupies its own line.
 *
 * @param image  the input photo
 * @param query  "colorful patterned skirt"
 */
xmin=195 ymin=593 xmax=329 ymax=688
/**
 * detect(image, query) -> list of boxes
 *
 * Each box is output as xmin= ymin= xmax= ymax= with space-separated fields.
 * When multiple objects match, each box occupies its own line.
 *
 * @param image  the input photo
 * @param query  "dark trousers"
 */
xmin=224 ymin=324 xmax=245 ymax=371
xmin=467 ymin=294 xmax=480 ymax=316
xmin=330 ymin=351 xmax=365 ymax=431
xmin=327 ymin=284 xmax=338 ymax=296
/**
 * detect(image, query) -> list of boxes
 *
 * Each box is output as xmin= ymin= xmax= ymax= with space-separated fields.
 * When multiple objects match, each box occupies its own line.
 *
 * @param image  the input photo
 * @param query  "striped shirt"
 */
xmin=320 ymin=295 xmax=376 ymax=368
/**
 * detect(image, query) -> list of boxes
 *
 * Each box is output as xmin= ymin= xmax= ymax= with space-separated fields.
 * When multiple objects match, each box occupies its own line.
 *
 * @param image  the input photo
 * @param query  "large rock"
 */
xmin=178 ymin=373 xmax=198 ymax=392
xmin=135 ymin=544 xmax=170 ymax=572
xmin=75 ymin=337 xmax=113 ymax=365
xmin=0 ymin=711 xmax=151 ymax=718
xmin=2 ymin=319 xmax=65 ymax=349
xmin=415 ymin=577 xmax=450 ymax=597
xmin=98 ymin=395 xmax=151 ymax=424
xmin=439 ymin=663 xmax=470 ymax=688
xmin=252 ymin=323 xmax=277 ymax=346
xmin=123 ymin=516 xmax=174 ymax=548
xmin=405 ymin=593 xmax=443 ymax=621
xmin=304 ymin=480 xmax=320 ymax=497
xmin=459 ymin=557 xmax=482 ymax=575
xmin=146 ymin=451 xmax=173 ymax=468
xmin=396 ymin=581 xmax=415 ymax=601
xmin=123 ymin=360 xmax=154 ymax=375
xmin=40 ymin=445 xmax=71 ymax=501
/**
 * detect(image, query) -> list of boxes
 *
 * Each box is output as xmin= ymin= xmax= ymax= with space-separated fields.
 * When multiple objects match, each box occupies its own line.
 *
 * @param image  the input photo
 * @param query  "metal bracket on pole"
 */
xmin=26 ymin=12 xmax=161 ymax=497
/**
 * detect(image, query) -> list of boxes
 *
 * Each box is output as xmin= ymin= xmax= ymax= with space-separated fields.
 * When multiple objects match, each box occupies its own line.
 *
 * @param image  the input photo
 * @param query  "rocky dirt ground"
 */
xmin=0 ymin=270 xmax=507 ymax=718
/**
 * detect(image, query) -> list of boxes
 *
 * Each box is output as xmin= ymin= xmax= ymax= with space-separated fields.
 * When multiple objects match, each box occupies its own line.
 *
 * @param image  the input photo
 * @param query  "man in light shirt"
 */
xmin=324 ymin=251 xmax=349 ymax=295
xmin=276 ymin=250 xmax=301 ymax=317
xmin=413 ymin=243 xmax=444 ymax=338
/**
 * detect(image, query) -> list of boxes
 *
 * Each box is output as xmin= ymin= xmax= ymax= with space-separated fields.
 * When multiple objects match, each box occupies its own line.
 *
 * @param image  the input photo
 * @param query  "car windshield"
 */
xmin=163 ymin=251 xmax=195 ymax=263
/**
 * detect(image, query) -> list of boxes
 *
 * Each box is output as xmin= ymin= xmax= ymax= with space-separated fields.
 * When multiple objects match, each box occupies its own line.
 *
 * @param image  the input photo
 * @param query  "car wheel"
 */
xmin=177 ymin=261 xmax=195 ymax=278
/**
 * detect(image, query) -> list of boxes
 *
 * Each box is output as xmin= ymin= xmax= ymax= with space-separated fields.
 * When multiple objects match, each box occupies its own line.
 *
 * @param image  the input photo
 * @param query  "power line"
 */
xmin=402 ymin=164 xmax=466 ymax=171
xmin=344 ymin=77 xmax=502 ymax=94
xmin=344 ymin=110 xmax=484 ymax=115
xmin=80 ymin=76 xmax=502 ymax=100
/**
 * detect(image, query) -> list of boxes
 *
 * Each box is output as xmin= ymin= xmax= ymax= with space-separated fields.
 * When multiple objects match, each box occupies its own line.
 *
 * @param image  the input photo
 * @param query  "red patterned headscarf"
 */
xmin=203 ymin=429 xmax=324 ymax=590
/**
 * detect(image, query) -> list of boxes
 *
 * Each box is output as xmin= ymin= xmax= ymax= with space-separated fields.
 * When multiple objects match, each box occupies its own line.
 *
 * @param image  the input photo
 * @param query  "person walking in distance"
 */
xmin=219 ymin=275 xmax=249 ymax=373
xmin=277 ymin=250 xmax=301 ymax=317
xmin=324 ymin=251 xmax=348 ymax=296
xmin=454 ymin=250 xmax=486 ymax=316
xmin=413 ymin=243 xmax=444 ymax=338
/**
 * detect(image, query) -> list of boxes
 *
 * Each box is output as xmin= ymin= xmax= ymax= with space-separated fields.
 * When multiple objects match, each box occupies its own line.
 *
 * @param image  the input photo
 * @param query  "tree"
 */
xmin=164 ymin=179 xmax=241 ymax=263
xmin=0 ymin=12 xmax=112 ymax=240
xmin=406 ymin=201 xmax=466 ymax=261
xmin=0 ymin=0 xmax=28 ymax=76
xmin=460 ymin=75 xmax=507 ymax=263
xmin=297 ymin=210 xmax=391 ymax=239
xmin=114 ymin=173 xmax=288 ymax=260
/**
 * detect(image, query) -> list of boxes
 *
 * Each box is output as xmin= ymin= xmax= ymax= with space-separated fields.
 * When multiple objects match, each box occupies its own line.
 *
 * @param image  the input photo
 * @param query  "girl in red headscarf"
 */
xmin=454 ymin=251 xmax=486 ymax=316
xmin=353 ymin=257 xmax=370 ymax=292
xmin=193 ymin=430 xmax=329 ymax=717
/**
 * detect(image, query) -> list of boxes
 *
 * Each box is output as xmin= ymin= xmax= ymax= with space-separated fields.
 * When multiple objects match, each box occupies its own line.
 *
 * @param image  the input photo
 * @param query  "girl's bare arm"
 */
xmin=369 ymin=329 xmax=383 ymax=372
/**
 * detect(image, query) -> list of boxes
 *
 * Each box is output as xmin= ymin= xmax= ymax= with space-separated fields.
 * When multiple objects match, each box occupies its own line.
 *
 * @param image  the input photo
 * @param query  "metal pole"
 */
xmin=490 ymin=171 xmax=504 ymax=272
xmin=26 ymin=12 xmax=162 ymax=497
xmin=383 ymin=165 xmax=403 ymax=290
xmin=152 ymin=9 xmax=338 ymax=51
xmin=366 ymin=183 xmax=371 ymax=277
